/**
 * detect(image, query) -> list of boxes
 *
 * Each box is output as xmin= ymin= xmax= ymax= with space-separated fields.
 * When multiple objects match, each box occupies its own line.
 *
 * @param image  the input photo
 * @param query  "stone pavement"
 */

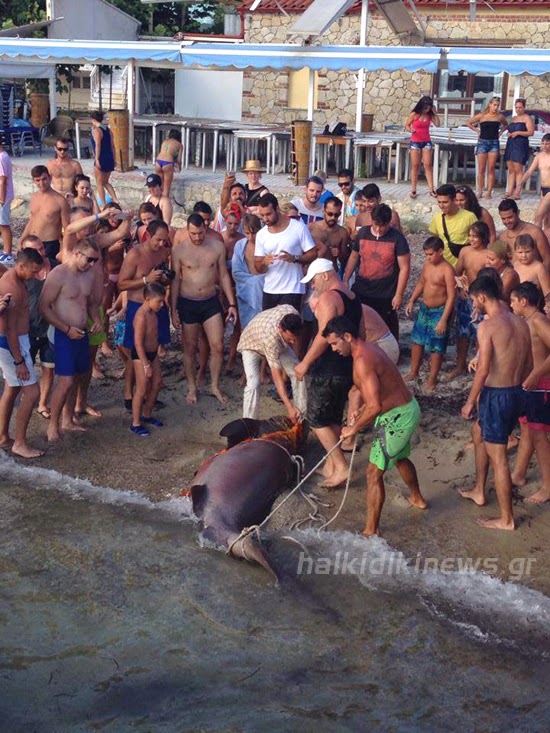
xmin=8 ymin=152 xmax=543 ymax=228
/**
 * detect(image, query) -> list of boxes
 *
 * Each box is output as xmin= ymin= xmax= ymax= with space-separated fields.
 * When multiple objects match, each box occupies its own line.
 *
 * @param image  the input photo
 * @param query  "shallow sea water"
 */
xmin=1 ymin=455 xmax=550 ymax=733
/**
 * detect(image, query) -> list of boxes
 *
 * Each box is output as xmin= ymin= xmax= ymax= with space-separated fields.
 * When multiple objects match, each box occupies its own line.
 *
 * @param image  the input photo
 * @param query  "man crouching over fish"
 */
xmin=324 ymin=316 xmax=427 ymax=536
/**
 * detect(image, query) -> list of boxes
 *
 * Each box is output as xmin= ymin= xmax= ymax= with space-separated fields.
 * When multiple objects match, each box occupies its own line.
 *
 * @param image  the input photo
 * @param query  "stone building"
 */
xmin=238 ymin=0 xmax=550 ymax=129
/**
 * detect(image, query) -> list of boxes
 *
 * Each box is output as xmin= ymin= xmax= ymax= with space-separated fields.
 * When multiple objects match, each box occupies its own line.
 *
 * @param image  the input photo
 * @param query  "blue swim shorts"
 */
xmin=478 ymin=385 xmax=525 ymax=445
xmin=122 ymin=300 xmax=141 ymax=350
xmin=476 ymin=139 xmax=499 ymax=155
xmin=54 ymin=328 xmax=89 ymax=377
xmin=411 ymin=302 xmax=448 ymax=354
xmin=456 ymin=296 xmax=479 ymax=341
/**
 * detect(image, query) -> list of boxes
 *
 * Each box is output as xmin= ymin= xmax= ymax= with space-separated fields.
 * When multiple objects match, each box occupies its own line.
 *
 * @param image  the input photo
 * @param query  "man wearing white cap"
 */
xmin=295 ymin=258 xmax=362 ymax=489
xmin=255 ymin=193 xmax=317 ymax=312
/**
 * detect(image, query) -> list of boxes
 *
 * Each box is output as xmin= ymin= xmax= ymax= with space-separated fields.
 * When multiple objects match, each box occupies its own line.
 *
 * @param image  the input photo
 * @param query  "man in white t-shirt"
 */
xmin=254 ymin=193 xmax=317 ymax=311
xmin=0 ymin=141 xmax=15 ymax=265
xmin=291 ymin=176 xmax=325 ymax=225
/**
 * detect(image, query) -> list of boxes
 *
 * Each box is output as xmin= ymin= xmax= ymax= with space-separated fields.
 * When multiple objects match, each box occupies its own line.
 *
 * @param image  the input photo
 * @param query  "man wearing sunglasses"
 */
xmin=39 ymin=240 xmax=103 ymax=443
xmin=47 ymin=137 xmax=83 ymax=199
xmin=335 ymin=168 xmax=361 ymax=225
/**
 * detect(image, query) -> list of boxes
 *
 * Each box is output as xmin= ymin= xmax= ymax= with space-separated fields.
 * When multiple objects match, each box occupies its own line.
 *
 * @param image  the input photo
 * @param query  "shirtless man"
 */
xmin=291 ymin=176 xmax=324 ymax=225
xmin=514 ymin=133 xmax=550 ymax=230
xmin=193 ymin=202 xmax=224 ymax=242
xmin=145 ymin=174 xmax=173 ymax=226
xmin=497 ymin=198 xmax=550 ymax=270
xmin=460 ymin=275 xmax=532 ymax=530
xmin=0 ymin=248 xmax=44 ymax=458
xmin=510 ymin=282 xmax=550 ymax=504
xmin=171 ymin=213 xmax=237 ymax=405
xmin=308 ymin=197 xmax=350 ymax=272
xmin=325 ymin=315 xmax=427 ymax=536
xmin=19 ymin=165 xmax=70 ymax=262
xmin=47 ymin=138 xmax=83 ymax=199
xmin=39 ymin=240 xmax=103 ymax=442
xmin=354 ymin=183 xmax=402 ymax=233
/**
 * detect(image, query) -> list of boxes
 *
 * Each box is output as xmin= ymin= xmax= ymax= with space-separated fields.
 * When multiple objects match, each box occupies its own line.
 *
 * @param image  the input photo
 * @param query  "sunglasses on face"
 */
xmin=338 ymin=181 xmax=352 ymax=187
xmin=56 ymin=147 xmax=69 ymax=152
xmin=78 ymin=252 xmax=99 ymax=264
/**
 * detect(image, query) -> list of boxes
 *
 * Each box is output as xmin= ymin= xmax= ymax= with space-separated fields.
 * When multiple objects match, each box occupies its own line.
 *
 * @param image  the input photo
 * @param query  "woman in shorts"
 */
xmin=405 ymin=96 xmax=440 ymax=199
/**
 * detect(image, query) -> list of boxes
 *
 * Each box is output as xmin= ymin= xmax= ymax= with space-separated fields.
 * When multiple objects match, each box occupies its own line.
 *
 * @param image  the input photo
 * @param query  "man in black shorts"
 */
xmin=171 ymin=213 xmax=237 ymax=405
xmin=295 ymin=259 xmax=362 ymax=488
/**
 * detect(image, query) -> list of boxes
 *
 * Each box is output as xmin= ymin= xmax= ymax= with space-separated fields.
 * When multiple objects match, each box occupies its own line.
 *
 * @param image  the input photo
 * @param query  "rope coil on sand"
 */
xmin=226 ymin=435 xmax=358 ymax=556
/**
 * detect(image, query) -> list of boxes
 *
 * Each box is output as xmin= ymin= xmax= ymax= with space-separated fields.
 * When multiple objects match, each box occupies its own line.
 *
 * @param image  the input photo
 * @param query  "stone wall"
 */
xmin=242 ymin=10 xmax=550 ymax=130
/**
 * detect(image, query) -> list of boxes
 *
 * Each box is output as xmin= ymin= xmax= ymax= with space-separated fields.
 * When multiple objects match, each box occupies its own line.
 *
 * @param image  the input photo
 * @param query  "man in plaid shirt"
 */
xmin=238 ymin=304 xmax=307 ymax=420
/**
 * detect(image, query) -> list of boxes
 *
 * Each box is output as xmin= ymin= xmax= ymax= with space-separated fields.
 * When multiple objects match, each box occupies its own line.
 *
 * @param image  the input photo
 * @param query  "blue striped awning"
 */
xmin=0 ymin=38 xmax=183 ymax=65
xmin=181 ymin=43 xmax=442 ymax=73
xmin=447 ymin=47 xmax=550 ymax=76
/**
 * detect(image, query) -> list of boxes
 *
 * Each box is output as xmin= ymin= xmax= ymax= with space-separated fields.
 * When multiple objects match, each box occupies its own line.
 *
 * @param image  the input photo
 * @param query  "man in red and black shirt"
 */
xmin=343 ymin=203 xmax=410 ymax=341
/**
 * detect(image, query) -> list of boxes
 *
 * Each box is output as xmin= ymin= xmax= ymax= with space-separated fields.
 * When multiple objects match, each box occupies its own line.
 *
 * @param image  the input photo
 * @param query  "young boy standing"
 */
xmin=404 ymin=236 xmax=456 ymax=392
xmin=448 ymin=221 xmax=491 ymax=379
xmin=130 ymin=282 xmax=165 ymax=437
xmin=513 ymin=234 xmax=550 ymax=298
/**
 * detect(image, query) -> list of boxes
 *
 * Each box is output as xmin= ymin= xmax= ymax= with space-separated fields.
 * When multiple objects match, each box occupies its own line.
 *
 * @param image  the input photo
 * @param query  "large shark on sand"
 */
xmin=189 ymin=417 xmax=305 ymax=580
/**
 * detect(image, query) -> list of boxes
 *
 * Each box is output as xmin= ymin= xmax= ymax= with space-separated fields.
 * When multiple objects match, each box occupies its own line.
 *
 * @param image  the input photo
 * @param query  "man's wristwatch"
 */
xmin=293 ymin=254 xmax=301 ymax=263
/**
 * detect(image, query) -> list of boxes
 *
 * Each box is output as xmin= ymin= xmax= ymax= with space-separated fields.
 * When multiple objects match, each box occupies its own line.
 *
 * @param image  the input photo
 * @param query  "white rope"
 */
xmin=226 ymin=437 xmax=347 ymax=553
xmin=317 ymin=435 xmax=357 ymax=533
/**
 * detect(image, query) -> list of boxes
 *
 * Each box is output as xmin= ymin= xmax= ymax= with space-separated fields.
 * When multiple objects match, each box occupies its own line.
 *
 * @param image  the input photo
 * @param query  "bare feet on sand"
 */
xmin=459 ymin=487 xmax=486 ymax=506
xmin=402 ymin=371 xmax=418 ymax=384
xmin=423 ymin=380 xmax=437 ymax=394
xmin=477 ymin=517 xmax=515 ymax=530
xmin=510 ymin=472 xmax=526 ymax=487
xmin=211 ymin=387 xmax=228 ymax=405
xmin=11 ymin=441 xmax=44 ymax=459
xmin=445 ymin=366 xmax=466 ymax=381
xmin=362 ymin=527 xmax=379 ymax=538
xmin=526 ymin=488 xmax=550 ymax=504
xmin=0 ymin=436 xmax=14 ymax=449
xmin=186 ymin=388 xmax=198 ymax=405
xmin=76 ymin=404 xmax=102 ymax=418
xmin=47 ymin=428 xmax=61 ymax=443
xmin=61 ymin=421 xmax=88 ymax=433
xmin=408 ymin=495 xmax=428 ymax=510
xmin=319 ymin=469 xmax=349 ymax=489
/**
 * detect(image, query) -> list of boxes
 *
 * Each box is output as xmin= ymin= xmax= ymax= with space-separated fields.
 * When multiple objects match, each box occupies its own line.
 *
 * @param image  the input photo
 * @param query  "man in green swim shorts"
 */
xmin=323 ymin=315 xmax=427 ymax=536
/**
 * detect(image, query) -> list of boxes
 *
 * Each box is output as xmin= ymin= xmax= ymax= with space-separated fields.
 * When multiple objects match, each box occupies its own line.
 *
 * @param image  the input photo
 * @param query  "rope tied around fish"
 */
xmin=226 ymin=435 xmax=358 ymax=558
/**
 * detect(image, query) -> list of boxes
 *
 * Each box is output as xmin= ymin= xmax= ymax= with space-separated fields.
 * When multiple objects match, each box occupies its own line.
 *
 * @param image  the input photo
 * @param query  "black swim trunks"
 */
xmin=541 ymin=187 xmax=550 ymax=198
xmin=307 ymin=374 xmax=352 ymax=429
xmin=262 ymin=292 xmax=303 ymax=312
xmin=42 ymin=239 xmax=60 ymax=260
xmin=177 ymin=294 xmax=223 ymax=325
xmin=478 ymin=385 xmax=525 ymax=445
xmin=131 ymin=347 xmax=158 ymax=363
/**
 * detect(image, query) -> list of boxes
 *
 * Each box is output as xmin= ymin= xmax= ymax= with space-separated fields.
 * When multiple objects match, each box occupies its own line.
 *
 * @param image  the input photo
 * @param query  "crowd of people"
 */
xmin=0 ymin=121 xmax=549 ymax=537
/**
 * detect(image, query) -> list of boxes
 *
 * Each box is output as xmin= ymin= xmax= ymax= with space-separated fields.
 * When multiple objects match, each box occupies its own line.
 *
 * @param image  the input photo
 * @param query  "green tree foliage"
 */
xmin=0 ymin=0 xmax=236 ymax=37
xmin=0 ymin=1 xmax=46 ymax=30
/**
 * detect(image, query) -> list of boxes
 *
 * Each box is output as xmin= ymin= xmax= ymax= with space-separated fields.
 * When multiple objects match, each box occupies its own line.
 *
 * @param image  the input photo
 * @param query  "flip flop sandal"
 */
xmin=36 ymin=408 xmax=51 ymax=420
xmin=141 ymin=416 xmax=164 ymax=427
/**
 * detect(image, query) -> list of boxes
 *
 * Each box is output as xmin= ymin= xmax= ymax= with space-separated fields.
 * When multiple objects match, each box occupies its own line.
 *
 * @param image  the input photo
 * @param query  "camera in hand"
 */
xmin=155 ymin=262 xmax=176 ymax=281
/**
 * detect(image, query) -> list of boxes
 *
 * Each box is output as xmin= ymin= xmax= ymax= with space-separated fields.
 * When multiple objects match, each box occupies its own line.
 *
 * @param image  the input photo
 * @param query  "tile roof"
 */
xmin=239 ymin=0 xmax=550 ymax=12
